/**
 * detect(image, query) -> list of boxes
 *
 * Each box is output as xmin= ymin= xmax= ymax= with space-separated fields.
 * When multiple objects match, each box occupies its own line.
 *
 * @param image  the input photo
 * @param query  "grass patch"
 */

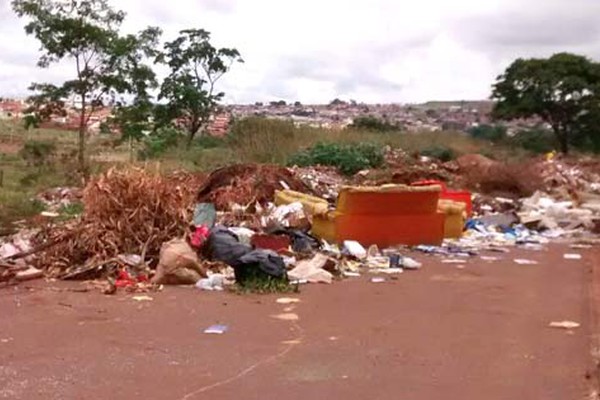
xmin=289 ymin=142 xmax=385 ymax=175
xmin=232 ymin=275 xmax=298 ymax=295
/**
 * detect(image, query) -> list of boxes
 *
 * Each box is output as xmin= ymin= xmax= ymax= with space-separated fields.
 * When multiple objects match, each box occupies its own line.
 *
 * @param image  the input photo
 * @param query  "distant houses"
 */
xmin=0 ymin=97 xmax=540 ymax=136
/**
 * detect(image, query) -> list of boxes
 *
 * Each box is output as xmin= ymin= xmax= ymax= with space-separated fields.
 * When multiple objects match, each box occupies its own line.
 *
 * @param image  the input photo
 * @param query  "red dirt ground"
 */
xmin=1 ymin=244 xmax=598 ymax=399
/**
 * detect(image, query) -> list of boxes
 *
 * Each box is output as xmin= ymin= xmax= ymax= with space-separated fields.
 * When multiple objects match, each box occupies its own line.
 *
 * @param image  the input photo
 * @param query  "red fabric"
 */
xmin=191 ymin=225 xmax=210 ymax=248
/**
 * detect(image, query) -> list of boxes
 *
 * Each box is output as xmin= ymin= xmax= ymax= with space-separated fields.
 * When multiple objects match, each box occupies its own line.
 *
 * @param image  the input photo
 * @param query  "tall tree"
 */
xmin=12 ymin=0 xmax=161 ymax=173
xmin=157 ymin=29 xmax=242 ymax=145
xmin=491 ymin=53 xmax=600 ymax=154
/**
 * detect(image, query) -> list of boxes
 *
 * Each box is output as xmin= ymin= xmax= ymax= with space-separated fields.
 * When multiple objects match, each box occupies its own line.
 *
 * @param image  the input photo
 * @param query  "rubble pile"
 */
xmin=32 ymin=168 xmax=205 ymax=276
xmin=197 ymin=164 xmax=312 ymax=210
xmin=290 ymin=166 xmax=346 ymax=200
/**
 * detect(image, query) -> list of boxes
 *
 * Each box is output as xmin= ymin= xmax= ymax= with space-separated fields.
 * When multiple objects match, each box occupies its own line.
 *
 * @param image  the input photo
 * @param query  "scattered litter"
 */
xmin=343 ymin=271 xmax=361 ymax=278
xmin=401 ymin=257 xmax=422 ymax=270
xmin=276 ymin=298 xmax=301 ymax=305
xmin=570 ymin=244 xmax=593 ymax=250
xmin=282 ymin=339 xmax=302 ymax=345
xmin=549 ymin=321 xmax=580 ymax=330
xmin=442 ymin=259 xmax=465 ymax=264
xmin=204 ymin=324 xmax=229 ymax=334
xmin=343 ymin=241 xmax=367 ymax=259
xmin=132 ymin=295 xmax=153 ymax=302
xmin=272 ymin=313 xmax=299 ymax=321
xmin=371 ymin=268 xmax=403 ymax=275
xmin=371 ymin=277 xmax=386 ymax=283
xmin=563 ymin=254 xmax=582 ymax=260
xmin=480 ymin=256 xmax=500 ymax=262
xmin=195 ymin=274 xmax=225 ymax=291
xmin=288 ymin=253 xmax=334 ymax=284
xmin=514 ymin=259 xmax=539 ymax=265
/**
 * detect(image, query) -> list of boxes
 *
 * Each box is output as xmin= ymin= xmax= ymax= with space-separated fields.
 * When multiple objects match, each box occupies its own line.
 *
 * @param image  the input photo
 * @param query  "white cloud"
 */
xmin=2 ymin=0 xmax=600 ymax=103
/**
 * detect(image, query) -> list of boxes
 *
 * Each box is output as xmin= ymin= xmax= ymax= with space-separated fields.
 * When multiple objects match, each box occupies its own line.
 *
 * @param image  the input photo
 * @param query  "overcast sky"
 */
xmin=1 ymin=0 xmax=599 ymax=104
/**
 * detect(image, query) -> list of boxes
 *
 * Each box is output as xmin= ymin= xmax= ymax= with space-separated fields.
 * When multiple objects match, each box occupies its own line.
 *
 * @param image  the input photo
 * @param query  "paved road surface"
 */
xmin=1 ymin=245 xmax=598 ymax=399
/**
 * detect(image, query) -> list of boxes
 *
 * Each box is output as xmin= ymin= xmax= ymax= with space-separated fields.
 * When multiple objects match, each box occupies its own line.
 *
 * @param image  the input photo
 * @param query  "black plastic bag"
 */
xmin=204 ymin=226 xmax=287 ymax=283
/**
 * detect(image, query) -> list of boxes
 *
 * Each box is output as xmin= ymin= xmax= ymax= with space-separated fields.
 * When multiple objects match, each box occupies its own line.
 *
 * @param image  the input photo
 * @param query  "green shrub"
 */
xmin=468 ymin=124 xmax=507 ymax=143
xmin=288 ymin=142 xmax=385 ymax=175
xmin=509 ymin=128 xmax=556 ymax=154
xmin=349 ymin=116 xmax=401 ymax=132
xmin=138 ymin=127 xmax=182 ymax=160
xmin=420 ymin=145 xmax=457 ymax=162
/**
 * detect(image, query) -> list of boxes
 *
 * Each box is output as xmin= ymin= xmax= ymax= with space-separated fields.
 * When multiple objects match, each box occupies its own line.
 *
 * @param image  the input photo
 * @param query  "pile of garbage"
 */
xmin=1 ymin=155 xmax=600 ymax=291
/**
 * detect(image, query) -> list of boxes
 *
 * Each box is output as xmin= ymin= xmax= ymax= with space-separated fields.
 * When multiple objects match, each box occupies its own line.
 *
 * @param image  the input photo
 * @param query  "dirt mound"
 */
xmin=452 ymin=154 xmax=544 ymax=197
xmin=388 ymin=166 xmax=452 ymax=185
xmin=197 ymin=164 xmax=312 ymax=210
xmin=35 ymin=168 xmax=205 ymax=276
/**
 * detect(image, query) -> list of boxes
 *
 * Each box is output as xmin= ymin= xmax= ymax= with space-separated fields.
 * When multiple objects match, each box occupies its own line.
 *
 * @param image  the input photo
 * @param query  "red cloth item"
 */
xmin=191 ymin=225 xmax=210 ymax=248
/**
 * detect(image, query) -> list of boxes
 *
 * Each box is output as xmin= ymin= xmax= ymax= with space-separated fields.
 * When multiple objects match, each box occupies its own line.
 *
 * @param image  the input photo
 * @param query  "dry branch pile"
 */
xmin=34 ymin=168 xmax=205 ymax=276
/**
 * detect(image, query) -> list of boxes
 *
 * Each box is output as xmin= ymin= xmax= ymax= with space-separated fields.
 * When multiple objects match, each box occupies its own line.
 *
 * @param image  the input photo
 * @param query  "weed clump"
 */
xmin=288 ymin=142 xmax=385 ymax=175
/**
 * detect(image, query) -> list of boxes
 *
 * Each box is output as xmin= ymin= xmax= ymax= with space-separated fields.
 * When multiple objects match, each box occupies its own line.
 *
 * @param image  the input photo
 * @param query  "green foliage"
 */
xmin=23 ymin=114 xmax=40 ymax=130
xmin=508 ymin=128 xmax=556 ymax=154
xmin=420 ymin=145 xmax=457 ymax=162
xmin=289 ymin=142 xmax=385 ymax=175
xmin=468 ymin=124 xmax=507 ymax=143
xmin=59 ymin=202 xmax=84 ymax=217
xmin=491 ymin=52 xmax=600 ymax=154
xmin=138 ymin=127 xmax=182 ymax=160
xmin=349 ymin=116 xmax=401 ymax=132
xmin=19 ymin=140 xmax=56 ymax=168
xmin=12 ymin=0 xmax=162 ymax=172
xmin=157 ymin=29 xmax=243 ymax=144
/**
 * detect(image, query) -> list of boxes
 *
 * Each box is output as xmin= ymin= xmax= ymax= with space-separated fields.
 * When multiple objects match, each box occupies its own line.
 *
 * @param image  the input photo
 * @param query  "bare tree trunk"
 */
xmin=187 ymin=129 xmax=196 ymax=148
xmin=554 ymin=127 xmax=569 ymax=155
xmin=78 ymin=96 xmax=88 ymax=178
xmin=187 ymin=118 xmax=201 ymax=148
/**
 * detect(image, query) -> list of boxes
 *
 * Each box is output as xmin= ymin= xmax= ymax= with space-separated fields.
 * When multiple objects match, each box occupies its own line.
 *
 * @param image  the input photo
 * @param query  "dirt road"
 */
xmin=1 ymin=244 xmax=597 ymax=399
